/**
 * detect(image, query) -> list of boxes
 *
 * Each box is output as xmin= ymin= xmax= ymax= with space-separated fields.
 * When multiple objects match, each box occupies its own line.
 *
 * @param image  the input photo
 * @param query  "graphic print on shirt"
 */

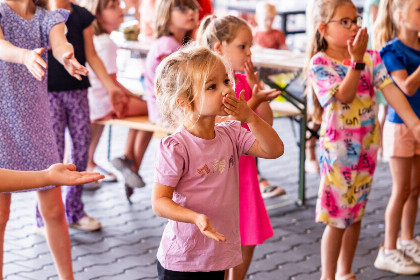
xmin=197 ymin=164 xmax=210 ymax=177
xmin=196 ymin=155 xmax=235 ymax=177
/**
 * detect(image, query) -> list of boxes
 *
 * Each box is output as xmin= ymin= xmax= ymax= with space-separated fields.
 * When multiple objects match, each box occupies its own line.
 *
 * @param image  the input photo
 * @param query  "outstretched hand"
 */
xmin=252 ymin=84 xmax=282 ymax=104
xmin=62 ymin=52 xmax=89 ymax=80
xmin=24 ymin=48 xmax=47 ymax=81
xmin=195 ymin=214 xmax=226 ymax=242
xmin=46 ymin=163 xmax=104 ymax=186
xmin=347 ymin=27 xmax=368 ymax=61
xmin=223 ymin=90 xmax=255 ymax=123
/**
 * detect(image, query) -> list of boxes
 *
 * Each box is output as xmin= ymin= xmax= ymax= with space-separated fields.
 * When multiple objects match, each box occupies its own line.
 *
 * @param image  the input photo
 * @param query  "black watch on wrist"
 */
xmin=352 ymin=61 xmax=365 ymax=70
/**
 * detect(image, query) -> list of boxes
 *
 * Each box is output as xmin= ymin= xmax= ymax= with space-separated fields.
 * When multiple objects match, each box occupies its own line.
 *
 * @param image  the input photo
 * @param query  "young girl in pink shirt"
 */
xmin=151 ymin=45 xmax=284 ymax=279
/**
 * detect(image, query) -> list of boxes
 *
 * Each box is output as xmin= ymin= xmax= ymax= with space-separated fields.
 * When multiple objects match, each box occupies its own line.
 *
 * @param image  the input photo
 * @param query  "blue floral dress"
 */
xmin=0 ymin=2 xmax=68 ymax=191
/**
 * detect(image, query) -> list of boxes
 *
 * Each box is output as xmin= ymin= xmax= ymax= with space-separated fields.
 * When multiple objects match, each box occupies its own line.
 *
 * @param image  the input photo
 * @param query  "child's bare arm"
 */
xmin=223 ymin=91 xmax=284 ymax=159
xmin=0 ymin=26 xmax=48 ymax=81
xmin=83 ymin=26 xmax=127 ymax=117
xmin=389 ymin=67 xmax=420 ymax=96
xmin=334 ymin=28 xmax=368 ymax=103
xmin=152 ymin=183 xmax=226 ymax=242
xmin=49 ymin=22 xmax=88 ymax=80
xmin=0 ymin=163 xmax=104 ymax=192
xmin=382 ymin=83 xmax=420 ymax=140
xmin=256 ymin=101 xmax=274 ymax=126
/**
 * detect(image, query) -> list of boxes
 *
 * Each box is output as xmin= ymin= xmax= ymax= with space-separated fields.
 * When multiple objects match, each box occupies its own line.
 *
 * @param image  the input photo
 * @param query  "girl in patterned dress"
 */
xmin=0 ymin=0 xmax=87 ymax=278
xmin=306 ymin=0 xmax=420 ymax=279
xmin=197 ymin=15 xmax=282 ymax=280
xmin=152 ymin=45 xmax=283 ymax=280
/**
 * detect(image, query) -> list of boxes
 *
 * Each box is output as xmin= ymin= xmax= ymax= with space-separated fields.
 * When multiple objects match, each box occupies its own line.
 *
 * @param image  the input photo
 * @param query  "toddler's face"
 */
xmin=193 ymin=60 xmax=234 ymax=117
xmin=257 ymin=13 xmax=275 ymax=31
xmin=220 ymin=26 xmax=253 ymax=73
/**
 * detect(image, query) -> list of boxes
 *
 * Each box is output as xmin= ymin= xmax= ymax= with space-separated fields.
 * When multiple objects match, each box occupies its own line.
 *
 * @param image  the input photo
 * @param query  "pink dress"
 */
xmin=235 ymin=73 xmax=274 ymax=245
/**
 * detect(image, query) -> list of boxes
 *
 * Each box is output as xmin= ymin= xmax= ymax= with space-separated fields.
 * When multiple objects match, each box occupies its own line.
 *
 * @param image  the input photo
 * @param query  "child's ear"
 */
xmin=318 ymin=23 xmax=326 ymax=37
xmin=213 ymin=42 xmax=223 ymax=55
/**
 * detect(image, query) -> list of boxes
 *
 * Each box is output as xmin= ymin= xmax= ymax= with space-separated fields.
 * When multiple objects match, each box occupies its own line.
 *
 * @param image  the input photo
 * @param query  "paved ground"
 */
xmin=3 ymin=116 xmax=420 ymax=280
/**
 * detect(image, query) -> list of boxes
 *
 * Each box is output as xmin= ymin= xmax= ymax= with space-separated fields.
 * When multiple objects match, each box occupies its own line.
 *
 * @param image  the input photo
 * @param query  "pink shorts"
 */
xmin=383 ymin=121 xmax=420 ymax=158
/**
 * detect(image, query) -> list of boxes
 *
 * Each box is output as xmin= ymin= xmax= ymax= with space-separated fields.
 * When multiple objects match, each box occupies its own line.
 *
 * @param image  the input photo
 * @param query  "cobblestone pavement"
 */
xmin=4 ymin=118 xmax=420 ymax=279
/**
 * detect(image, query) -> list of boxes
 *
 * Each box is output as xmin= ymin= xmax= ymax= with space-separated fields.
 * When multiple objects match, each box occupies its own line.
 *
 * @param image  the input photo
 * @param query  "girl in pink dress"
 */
xmin=197 ymin=15 xmax=282 ymax=280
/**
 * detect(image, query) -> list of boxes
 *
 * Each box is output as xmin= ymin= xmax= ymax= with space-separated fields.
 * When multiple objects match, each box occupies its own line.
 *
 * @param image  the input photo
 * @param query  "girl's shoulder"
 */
xmin=216 ymin=120 xmax=243 ymax=136
xmin=310 ymin=52 xmax=332 ymax=67
xmin=38 ymin=7 xmax=69 ymax=28
xmin=379 ymin=38 xmax=400 ymax=56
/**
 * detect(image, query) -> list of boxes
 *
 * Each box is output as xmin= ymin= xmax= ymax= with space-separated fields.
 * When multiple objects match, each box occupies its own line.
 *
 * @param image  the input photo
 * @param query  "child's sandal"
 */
xmin=335 ymin=273 xmax=356 ymax=280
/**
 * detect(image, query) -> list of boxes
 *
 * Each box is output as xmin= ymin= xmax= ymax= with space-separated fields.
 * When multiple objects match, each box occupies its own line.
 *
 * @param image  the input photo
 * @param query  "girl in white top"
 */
xmin=80 ymin=0 xmax=148 ymax=196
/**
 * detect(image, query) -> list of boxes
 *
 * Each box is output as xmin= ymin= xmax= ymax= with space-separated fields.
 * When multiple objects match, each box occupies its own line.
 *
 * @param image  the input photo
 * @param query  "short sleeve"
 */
xmin=276 ymin=30 xmax=286 ymax=47
xmin=75 ymin=5 xmax=95 ymax=30
xmin=308 ymin=54 xmax=342 ymax=107
xmin=370 ymin=50 xmax=393 ymax=89
xmin=154 ymin=137 xmax=186 ymax=188
xmin=380 ymin=43 xmax=406 ymax=73
xmin=156 ymin=36 xmax=181 ymax=60
xmin=45 ymin=9 xmax=69 ymax=37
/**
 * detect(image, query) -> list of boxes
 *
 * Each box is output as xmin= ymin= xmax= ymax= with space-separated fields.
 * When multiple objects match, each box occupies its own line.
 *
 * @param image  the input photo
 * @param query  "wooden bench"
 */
xmin=94 ymin=115 xmax=175 ymax=160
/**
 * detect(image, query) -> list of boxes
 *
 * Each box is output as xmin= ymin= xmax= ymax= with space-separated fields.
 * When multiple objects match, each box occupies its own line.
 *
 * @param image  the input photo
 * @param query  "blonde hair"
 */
xmin=255 ymin=2 xmax=277 ymax=19
xmin=154 ymin=0 xmax=199 ymax=42
xmin=34 ymin=0 xmax=48 ymax=9
xmin=304 ymin=0 xmax=355 ymax=123
xmin=155 ymin=45 xmax=234 ymax=127
xmin=79 ymin=0 xmax=116 ymax=35
xmin=373 ymin=0 xmax=413 ymax=50
xmin=196 ymin=15 xmax=251 ymax=49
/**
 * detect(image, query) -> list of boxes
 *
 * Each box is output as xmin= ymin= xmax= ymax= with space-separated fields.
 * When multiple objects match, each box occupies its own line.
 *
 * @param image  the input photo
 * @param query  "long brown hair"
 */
xmin=373 ymin=0 xmax=412 ymax=50
xmin=154 ymin=0 xmax=199 ymax=43
xmin=79 ymin=0 xmax=116 ymax=35
xmin=304 ymin=0 xmax=355 ymax=123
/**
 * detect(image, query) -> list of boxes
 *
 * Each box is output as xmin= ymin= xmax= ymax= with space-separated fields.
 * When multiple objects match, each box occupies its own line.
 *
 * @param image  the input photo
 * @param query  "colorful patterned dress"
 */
xmin=308 ymin=50 xmax=392 ymax=228
xmin=0 ymin=3 xmax=68 ymax=191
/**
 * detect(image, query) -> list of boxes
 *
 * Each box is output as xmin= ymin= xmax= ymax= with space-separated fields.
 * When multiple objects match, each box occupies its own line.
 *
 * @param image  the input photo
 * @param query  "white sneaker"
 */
xmin=374 ymin=246 xmax=420 ymax=275
xmin=69 ymin=216 xmax=101 ymax=231
xmin=398 ymin=237 xmax=420 ymax=264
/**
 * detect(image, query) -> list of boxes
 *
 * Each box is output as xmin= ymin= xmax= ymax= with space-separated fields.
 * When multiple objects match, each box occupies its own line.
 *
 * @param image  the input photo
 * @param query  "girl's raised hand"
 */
xmin=347 ymin=27 xmax=368 ymax=61
xmin=195 ymin=214 xmax=226 ymax=242
xmin=223 ymin=90 xmax=254 ymax=123
xmin=252 ymin=84 xmax=281 ymax=104
xmin=62 ymin=52 xmax=89 ymax=80
xmin=46 ymin=163 xmax=104 ymax=186
xmin=23 ymin=48 xmax=47 ymax=81
xmin=244 ymin=59 xmax=259 ymax=89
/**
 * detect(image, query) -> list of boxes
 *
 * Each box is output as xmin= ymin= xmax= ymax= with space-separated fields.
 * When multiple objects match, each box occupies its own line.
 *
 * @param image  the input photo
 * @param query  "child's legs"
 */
xmin=0 ymin=193 xmax=11 ymax=279
xmin=321 ymin=224 xmax=345 ymax=280
xmin=384 ymin=157 xmax=412 ymax=249
xmin=401 ymin=155 xmax=420 ymax=241
xmin=229 ymin=245 xmax=256 ymax=280
xmin=337 ymin=221 xmax=361 ymax=277
xmin=87 ymin=123 xmax=105 ymax=171
xmin=124 ymin=96 xmax=148 ymax=117
xmin=124 ymin=129 xmax=153 ymax=171
xmin=65 ymin=89 xmax=91 ymax=222
xmin=37 ymin=187 xmax=73 ymax=280
xmin=36 ymin=92 xmax=68 ymax=227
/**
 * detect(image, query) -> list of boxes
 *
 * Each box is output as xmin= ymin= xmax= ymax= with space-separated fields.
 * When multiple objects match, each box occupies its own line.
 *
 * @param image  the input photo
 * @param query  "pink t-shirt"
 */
xmin=145 ymin=36 xmax=181 ymax=123
xmin=254 ymin=29 xmax=286 ymax=49
xmin=155 ymin=121 xmax=256 ymax=272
